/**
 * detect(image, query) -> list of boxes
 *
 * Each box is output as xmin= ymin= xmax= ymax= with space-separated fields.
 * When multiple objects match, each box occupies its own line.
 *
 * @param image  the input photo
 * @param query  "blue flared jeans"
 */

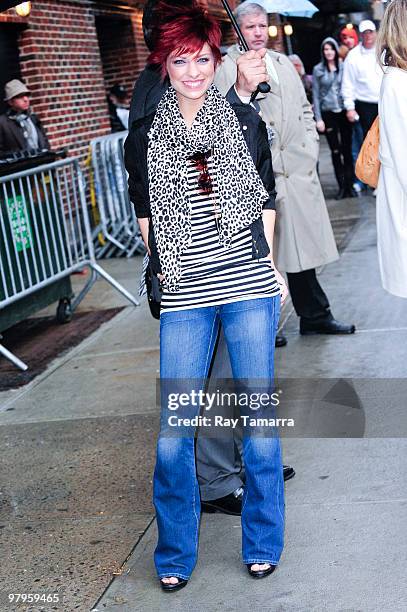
xmin=154 ymin=296 xmax=285 ymax=580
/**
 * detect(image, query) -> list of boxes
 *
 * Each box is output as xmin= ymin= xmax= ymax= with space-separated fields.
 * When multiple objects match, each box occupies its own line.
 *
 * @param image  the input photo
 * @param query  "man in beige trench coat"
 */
xmin=215 ymin=2 xmax=355 ymax=339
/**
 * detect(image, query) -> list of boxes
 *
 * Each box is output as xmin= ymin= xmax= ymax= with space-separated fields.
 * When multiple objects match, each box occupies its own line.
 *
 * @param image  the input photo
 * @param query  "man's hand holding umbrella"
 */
xmin=235 ymin=48 xmax=270 ymax=98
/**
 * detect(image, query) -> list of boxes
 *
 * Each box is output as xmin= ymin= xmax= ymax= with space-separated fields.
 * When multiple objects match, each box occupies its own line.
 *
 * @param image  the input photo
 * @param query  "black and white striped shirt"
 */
xmin=160 ymin=159 xmax=280 ymax=312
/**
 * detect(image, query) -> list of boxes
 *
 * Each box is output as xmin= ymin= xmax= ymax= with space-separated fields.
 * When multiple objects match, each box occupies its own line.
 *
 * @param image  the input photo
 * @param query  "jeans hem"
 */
xmin=243 ymin=558 xmax=279 ymax=565
xmin=158 ymin=572 xmax=190 ymax=580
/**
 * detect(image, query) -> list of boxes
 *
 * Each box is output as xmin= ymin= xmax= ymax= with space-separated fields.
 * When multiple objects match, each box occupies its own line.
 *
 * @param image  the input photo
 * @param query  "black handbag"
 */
xmin=145 ymin=260 xmax=162 ymax=320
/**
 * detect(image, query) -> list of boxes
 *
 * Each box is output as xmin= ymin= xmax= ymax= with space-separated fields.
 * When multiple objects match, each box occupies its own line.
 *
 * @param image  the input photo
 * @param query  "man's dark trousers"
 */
xmin=355 ymin=100 xmax=379 ymax=139
xmin=287 ymin=268 xmax=332 ymax=322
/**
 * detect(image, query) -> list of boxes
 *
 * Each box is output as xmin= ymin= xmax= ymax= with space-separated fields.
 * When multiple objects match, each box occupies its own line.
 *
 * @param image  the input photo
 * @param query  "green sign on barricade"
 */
xmin=6 ymin=195 xmax=32 ymax=252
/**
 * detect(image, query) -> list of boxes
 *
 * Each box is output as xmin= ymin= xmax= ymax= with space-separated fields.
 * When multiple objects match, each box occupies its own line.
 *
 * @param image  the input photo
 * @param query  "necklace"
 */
xmin=209 ymin=192 xmax=222 ymax=236
xmin=188 ymin=149 xmax=222 ymax=234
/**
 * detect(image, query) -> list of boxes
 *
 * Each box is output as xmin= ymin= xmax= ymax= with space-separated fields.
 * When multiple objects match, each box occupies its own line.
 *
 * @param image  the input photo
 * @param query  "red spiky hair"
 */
xmin=148 ymin=1 xmax=222 ymax=78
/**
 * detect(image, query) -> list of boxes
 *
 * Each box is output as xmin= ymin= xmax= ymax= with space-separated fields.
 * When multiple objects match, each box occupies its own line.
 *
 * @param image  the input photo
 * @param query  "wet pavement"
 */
xmin=1 ymin=142 xmax=406 ymax=612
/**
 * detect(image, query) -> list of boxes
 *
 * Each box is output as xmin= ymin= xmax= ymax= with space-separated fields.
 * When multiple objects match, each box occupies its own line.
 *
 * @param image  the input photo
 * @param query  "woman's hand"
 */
xmin=267 ymin=256 xmax=288 ymax=303
xmin=274 ymin=268 xmax=289 ymax=303
xmin=316 ymin=120 xmax=325 ymax=133
xmin=262 ymin=211 xmax=287 ymax=302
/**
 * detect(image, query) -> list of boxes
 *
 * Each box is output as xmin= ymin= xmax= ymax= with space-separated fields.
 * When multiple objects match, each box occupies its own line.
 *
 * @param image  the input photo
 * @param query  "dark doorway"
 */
xmin=95 ymin=15 xmax=139 ymax=98
xmin=0 ymin=24 xmax=22 ymax=114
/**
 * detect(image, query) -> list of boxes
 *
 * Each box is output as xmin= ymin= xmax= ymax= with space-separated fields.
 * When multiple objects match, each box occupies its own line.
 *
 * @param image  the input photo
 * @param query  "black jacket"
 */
xmin=0 ymin=110 xmax=49 ymax=158
xmin=129 ymin=64 xmax=168 ymax=127
xmin=124 ymin=98 xmax=277 ymax=275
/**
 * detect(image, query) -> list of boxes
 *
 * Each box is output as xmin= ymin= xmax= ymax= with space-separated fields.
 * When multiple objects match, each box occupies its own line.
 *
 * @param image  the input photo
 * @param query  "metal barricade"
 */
xmin=89 ymin=131 xmax=144 ymax=258
xmin=0 ymin=157 xmax=139 ymax=371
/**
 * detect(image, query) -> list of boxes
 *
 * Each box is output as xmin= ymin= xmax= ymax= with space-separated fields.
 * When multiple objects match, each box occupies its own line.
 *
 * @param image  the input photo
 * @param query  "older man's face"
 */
xmin=361 ymin=29 xmax=376 ymax=49
xmin=9 ymin=94 xmax=30 ymax=113
xmin=239 ymin=13 xmax=269 ymax=51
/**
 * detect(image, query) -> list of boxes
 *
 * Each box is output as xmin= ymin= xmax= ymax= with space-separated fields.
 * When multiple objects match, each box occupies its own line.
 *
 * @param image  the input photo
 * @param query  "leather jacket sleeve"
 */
xmin=229 ymin=95 xmax=277 ymax=210
xmin=256 ymin=118 xmax=277 ymax=210
xmin=124 ymin=120 xmax=162 ymax=273
xmin=124 ymin=122 xmax=150 ymax=218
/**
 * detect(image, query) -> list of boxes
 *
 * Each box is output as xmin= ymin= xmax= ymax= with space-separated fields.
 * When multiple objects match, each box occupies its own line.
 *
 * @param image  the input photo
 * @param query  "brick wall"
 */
xmin=2 ymin=1 xmax=154 ymax=158
xmin=15 ymin=0 xmax=111 ymax=159
xmin=130 ymin=8 xmax=149 ymax=80
xmin=0 ymin=8 xmax=28 ymax=24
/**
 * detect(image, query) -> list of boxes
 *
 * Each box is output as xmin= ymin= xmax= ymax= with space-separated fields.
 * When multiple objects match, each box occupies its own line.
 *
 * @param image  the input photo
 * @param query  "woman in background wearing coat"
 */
xmin=312 ymin=38 xmax=356 ymax=199
xmin=376 ymin=0 xmax=407 ymax=298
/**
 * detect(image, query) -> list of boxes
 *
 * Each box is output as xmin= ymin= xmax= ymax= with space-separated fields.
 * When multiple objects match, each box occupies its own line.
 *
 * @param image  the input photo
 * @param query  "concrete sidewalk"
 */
xmin=1 ymin=141 xmax=406 ymax=611
xmin=92 ymin=197 xmax=407 ymax=612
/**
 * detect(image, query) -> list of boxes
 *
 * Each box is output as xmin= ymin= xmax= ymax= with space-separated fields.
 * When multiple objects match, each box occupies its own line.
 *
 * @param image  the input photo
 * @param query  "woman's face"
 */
xmin=323 ymin=44 xmax=336 ymax=62
xmin=166 ymin=42 xmax=215 ymax=104
xmin=342 ymin=34 xmax=356 ymax=50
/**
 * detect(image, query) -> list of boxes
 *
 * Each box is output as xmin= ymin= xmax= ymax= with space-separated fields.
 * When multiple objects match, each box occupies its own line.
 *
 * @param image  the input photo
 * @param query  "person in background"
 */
xmin=0 ymin=79 xmax=49 ymax=158
xmin=108 ymin=84 xmax=130 ymax=132
xmin=342 ymin=19 xmax=383 ymax=138
xmin=338 ymin=25 xmax=359 ymax=60
xmin=288 ymin=53 xmax=313 ymax=103
xmin=376 ymin=0 xmax=407 ymax=298
xmin=312 ymin=38 xmax=356 ymax=199
xmin=338 ymin=25 xmax=364 ymax=193
xmin=215 ymin=2 xmax=356 ymax=337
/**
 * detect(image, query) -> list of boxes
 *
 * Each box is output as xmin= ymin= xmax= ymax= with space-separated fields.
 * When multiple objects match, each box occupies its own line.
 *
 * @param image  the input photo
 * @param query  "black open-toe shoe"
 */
xmin=246 ymin=564 xmax=276 ymax=579
xmin=160 ymin=577 xmax=188 ymax=592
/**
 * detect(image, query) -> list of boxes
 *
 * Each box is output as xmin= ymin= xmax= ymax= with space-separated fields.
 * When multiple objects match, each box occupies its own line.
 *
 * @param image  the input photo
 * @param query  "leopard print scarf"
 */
xmin=147 ymin=84 xmax=269 ymax=291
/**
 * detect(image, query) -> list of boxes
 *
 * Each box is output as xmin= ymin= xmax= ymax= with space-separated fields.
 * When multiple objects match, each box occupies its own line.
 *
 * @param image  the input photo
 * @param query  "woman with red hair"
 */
xmin=125 ymin=2 xmax=287 ymax=591
xmin=340 ymin=26 xmax=359 ymax=52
